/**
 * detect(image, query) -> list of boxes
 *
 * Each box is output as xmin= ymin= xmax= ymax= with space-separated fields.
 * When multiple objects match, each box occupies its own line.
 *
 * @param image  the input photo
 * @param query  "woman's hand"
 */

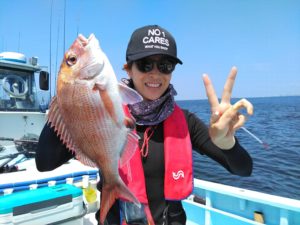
xmin=202 ymin=66 xmax=253 ymax=149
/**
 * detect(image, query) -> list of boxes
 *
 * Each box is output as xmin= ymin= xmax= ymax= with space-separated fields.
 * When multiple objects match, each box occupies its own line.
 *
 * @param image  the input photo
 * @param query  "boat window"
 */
xmin=0 ymin=68 xmax=39 ymax=111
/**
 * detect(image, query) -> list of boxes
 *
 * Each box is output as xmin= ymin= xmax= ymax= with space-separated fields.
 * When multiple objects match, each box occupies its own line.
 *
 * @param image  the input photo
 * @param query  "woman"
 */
xmin=36 ymin=25 xmax=253 ymax=225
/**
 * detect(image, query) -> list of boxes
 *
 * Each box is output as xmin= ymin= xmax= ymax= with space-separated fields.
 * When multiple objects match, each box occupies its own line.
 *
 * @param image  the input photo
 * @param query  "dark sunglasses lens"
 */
xmin=136 ymin=58 xmax=176 ymax=74
xmin=158 ymin=60 xmax=175 ymax=74
xmin=136 ymin=59 xmax=153 ymax=73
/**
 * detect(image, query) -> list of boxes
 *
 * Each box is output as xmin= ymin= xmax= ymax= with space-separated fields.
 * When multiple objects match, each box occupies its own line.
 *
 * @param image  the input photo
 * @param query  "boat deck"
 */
xmin=1 ymin=158 xmax=299 ymax=224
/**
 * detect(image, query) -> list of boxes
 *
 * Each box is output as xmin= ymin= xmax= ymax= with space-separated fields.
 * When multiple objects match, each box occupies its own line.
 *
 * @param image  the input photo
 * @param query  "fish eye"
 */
xmin=66 ymin=54 xmax=77 ymax=66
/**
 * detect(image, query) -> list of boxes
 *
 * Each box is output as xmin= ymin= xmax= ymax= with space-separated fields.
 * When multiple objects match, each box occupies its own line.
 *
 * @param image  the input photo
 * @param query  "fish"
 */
xmin=47 ymin=34 xmax=143 ymax=224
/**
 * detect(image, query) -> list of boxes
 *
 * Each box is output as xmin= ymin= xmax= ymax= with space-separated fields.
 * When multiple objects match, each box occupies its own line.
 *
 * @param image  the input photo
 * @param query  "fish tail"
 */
xmin=99 ymin=177 xmax=140 ymax=224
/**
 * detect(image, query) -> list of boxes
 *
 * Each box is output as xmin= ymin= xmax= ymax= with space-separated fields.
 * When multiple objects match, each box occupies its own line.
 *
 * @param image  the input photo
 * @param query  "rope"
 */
xmin=140 ymin=126 xmax=157 ymax=158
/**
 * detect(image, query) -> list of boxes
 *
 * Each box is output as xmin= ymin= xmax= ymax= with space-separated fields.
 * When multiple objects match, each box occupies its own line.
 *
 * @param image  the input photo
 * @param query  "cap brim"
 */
xmin=127 ymin=51 xmax=182 ymax=64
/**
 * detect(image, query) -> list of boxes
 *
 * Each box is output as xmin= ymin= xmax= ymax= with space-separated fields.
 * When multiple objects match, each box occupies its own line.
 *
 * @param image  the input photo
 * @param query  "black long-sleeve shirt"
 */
xmin=35 ymin=109 xmax=252 ymax=224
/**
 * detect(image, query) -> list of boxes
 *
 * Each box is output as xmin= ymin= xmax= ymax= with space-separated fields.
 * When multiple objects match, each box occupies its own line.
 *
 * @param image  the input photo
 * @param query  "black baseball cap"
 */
xmin=126 ymin=25 xmax=183 ymax=64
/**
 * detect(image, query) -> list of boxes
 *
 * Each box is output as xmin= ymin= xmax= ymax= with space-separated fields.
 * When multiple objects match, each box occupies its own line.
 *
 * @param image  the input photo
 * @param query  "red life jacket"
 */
xmin=119 ymin=104 xmax=193 ymax=223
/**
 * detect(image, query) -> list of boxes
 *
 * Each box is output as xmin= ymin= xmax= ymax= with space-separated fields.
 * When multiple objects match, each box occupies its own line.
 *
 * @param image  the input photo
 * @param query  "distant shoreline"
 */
xmin=176 ymin=95 xmax=300 ymax=102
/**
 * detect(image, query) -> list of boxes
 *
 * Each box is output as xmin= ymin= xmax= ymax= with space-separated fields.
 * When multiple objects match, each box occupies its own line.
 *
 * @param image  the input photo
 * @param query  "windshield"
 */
xmin=0 ymin=68 xmax=40 ymax=111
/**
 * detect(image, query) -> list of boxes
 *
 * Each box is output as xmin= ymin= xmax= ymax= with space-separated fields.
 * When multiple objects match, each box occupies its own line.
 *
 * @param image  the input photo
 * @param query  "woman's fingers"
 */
xmin=203 ymin=67 xmax=238 ymax=115
xmin=232 ymin=98 xmax=254 ymax=115
xmin=202 ymin=74 xmax=219 ymax=111
xmin=232 ymin=114 xmax=248 ymax=131
xmin=203 ymin=68 xmax=254 ymax=134
xmin=216 ymin=98 xmax=253 ymax=126
xmin=221 ymin=66 xmax=237 ymax=104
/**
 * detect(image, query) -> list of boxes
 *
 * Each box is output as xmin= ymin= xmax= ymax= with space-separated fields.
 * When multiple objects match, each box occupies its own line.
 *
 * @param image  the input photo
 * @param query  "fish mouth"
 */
xmin=75 ymin=34 xmax=104 ymax=80
xmin=78 ymin=34 xmax=96 ymax=47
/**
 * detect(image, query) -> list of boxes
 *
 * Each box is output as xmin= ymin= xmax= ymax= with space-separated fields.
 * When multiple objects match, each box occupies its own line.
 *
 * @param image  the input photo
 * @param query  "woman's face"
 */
xmin=126 ymin=55 xmax=175 ymax=101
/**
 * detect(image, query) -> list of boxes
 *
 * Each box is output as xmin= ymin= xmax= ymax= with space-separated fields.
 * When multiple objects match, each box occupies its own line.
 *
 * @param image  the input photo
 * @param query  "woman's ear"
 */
xmin=123 ymin=63 xmax=128 ymax=70
xmin=123 ymin=63 xmax=133 ymax=77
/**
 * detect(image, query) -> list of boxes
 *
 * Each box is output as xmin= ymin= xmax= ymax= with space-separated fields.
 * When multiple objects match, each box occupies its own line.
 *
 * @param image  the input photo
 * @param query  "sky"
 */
xmin=0 ymin=0 xmax=299 ymax=100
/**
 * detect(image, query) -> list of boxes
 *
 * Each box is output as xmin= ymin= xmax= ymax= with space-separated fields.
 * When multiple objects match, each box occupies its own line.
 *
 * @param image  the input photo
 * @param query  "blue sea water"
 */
xmin=177 ymin=96 xmax=300 ymax=200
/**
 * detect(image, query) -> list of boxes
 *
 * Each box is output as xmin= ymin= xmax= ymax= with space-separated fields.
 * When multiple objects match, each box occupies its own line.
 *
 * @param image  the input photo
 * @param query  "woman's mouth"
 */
xmin=145 ymin=82 xmax=161 ymax=88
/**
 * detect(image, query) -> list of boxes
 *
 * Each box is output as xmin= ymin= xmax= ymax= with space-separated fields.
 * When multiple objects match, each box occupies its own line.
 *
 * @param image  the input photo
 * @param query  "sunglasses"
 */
xmin=135 ymin=57 xmax=177 ymax=74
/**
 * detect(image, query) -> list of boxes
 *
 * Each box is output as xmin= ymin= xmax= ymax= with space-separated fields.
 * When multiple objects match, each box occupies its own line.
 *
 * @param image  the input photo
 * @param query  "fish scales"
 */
xmin=59 ymin=83 xmax=126 ymax=169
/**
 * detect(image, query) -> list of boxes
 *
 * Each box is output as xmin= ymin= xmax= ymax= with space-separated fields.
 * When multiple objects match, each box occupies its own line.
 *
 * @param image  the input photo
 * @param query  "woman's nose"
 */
xmin=149 ymin=63 xmax=160 ymax=74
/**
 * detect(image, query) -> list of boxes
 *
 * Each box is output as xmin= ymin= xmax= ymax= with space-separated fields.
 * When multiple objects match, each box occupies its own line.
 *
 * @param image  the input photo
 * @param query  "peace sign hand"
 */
xmin=202 ymin=66 xmax=254 ymax=149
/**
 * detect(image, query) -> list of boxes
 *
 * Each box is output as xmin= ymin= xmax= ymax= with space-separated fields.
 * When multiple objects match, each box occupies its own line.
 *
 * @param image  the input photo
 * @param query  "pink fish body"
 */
xmin=47 ymin=34 xmax=142 ymax=224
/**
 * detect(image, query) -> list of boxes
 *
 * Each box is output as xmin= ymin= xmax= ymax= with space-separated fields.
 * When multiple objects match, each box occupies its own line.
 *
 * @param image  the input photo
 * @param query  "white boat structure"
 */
xmin=183 ymin=179 xmax=300 ymax=225
xmin=0 ymin=52 xmax=99 ymax=225
xmin=0 ymin=52 xmax=299 ymax=224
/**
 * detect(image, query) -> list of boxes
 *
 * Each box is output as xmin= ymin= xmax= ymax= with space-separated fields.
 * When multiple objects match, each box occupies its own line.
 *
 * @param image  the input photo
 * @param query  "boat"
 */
xmin=1 ymin=174 xmax=300 ymax=224
xmin=183 ymin=179 xmax=300 ymax=225
xmin=1 ymin=52 xmax=299 ymax=225
xmin=0 ymin=52 xmax=100 ymax=225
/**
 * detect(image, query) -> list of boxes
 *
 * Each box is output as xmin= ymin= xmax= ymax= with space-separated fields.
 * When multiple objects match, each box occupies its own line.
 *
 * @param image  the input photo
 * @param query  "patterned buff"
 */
xmin=122 ymin=78 xmax=177 ymax=126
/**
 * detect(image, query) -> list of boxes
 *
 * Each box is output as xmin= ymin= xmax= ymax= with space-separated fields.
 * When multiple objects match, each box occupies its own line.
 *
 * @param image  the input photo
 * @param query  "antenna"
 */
xmin=63 ymin=0 xmax=66 ymax=53
xmin=0 ymin=37 xmax=2 ymax=51
xmin=76 ymin=18 xmax=79 ymax=37
xmin=55 ymin=17 xmax=60 ymax=92
xmin=18 ymin=32 xmax=21 ymax=52
xmin=1 ymin=35 xmax=7 ymax=52
xmin=76 ymin=2 xmax=80 ymax=36
xmin=49 ymin=0 xmax=54 ymax=98
xmin=241 ymin=127 xmax=269 ymax=149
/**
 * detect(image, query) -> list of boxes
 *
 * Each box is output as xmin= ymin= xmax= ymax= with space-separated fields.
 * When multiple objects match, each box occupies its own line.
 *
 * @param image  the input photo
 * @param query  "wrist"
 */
xmin=213 ymin=136 xmax=236 ymax=150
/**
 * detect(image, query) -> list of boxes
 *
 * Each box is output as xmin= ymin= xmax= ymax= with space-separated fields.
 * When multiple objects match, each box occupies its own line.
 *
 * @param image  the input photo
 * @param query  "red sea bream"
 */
xmin=47 ymin=34 xmax=142 ymax=224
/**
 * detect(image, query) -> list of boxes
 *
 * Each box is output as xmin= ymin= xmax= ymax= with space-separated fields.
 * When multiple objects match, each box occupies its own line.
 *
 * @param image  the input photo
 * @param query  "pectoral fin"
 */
xmin=119 ymin=131 xmax=140 ymax=167
xmin=95 ymin=83 xmax=119 ymax=126
xmin=118 ymin=82 xmax=143 ymax=104
xmin=123 ymin=116 xmax=136 ymax=130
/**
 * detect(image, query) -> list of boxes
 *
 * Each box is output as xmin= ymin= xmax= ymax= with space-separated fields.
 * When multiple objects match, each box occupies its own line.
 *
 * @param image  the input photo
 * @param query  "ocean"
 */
xmin=176 ymin=96 xmax=300 ymax=200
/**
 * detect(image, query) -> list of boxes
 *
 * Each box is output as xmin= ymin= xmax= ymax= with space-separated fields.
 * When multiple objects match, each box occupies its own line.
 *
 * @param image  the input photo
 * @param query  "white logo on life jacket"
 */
xmin=172 ymin=170 xmax=184 ymax=180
